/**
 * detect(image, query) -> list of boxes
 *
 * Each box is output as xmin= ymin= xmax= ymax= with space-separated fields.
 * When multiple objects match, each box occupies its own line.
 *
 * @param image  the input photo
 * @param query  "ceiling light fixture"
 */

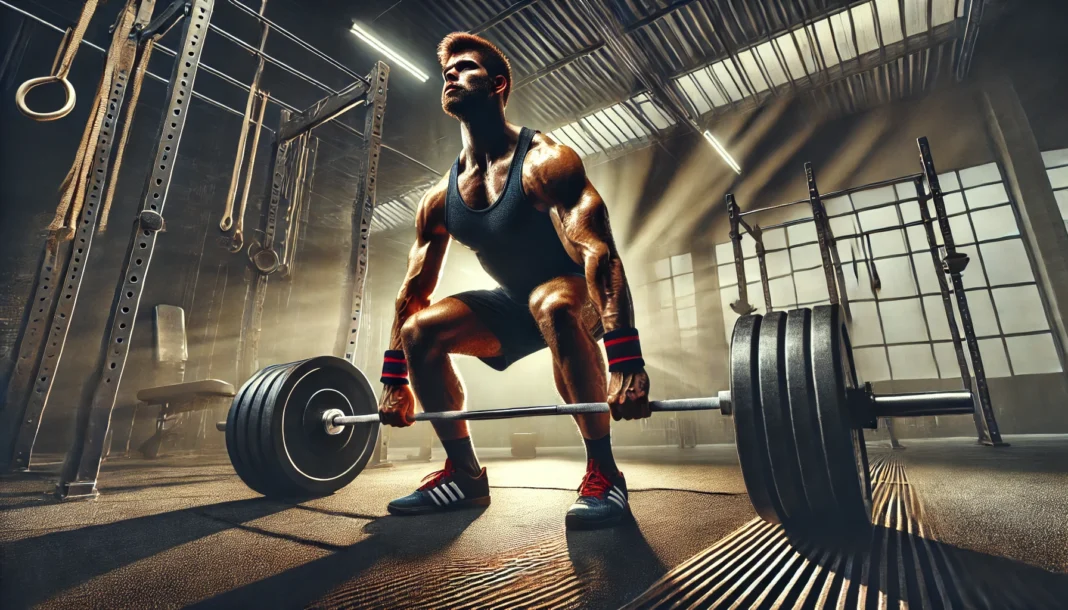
xmin=349 ymin=23 xmax=430 ymax=82
xmin=703 ymin=130 xmax=741 ymax=174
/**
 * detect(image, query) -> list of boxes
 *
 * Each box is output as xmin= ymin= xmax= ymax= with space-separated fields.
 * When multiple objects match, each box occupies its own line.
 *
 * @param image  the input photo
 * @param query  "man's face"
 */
xmin=440 ymin=51 xmax=502 ymax=118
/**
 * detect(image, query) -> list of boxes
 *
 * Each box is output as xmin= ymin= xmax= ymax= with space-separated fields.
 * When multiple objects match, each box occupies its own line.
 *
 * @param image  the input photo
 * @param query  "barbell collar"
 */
xmin=871 ymin=391 xmax=974 ymax=418
xmin=327 ymin=396 xmax=723 ymax=429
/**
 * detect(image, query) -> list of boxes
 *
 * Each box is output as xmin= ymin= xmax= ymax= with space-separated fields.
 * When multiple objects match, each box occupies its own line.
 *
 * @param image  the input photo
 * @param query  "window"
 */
xmin=714 ymin=159 xmax=1063 ymax=382
xmin=652 ymin=253 xmax=699 ymax=353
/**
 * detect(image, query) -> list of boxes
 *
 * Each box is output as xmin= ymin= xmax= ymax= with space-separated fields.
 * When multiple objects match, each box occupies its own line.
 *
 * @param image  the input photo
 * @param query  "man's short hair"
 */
xmin=437 ymin=32 xmax=512 ymax=105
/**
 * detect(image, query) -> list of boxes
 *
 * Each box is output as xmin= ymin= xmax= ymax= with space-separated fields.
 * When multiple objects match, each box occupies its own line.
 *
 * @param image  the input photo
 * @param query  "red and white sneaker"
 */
xmin=565 ymin=460 xmax=630 ymax=529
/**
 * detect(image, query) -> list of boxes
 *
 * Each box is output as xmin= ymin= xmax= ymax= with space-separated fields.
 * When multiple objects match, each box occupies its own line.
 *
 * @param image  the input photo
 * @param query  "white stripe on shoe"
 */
xmin=440 ymin=484 xmax=457 ymax=502
xmin=432 ymin=487 xmax=450 ymax=504
xmin=449 ymin=481 xmax=465 ymax=500
xmin=428 ymin=489 xmax=442 ymax=506
xmin=607 ymin=495 xmax=626 ymax=509
xmin=608 ymin=487 xmax=627 ymax=505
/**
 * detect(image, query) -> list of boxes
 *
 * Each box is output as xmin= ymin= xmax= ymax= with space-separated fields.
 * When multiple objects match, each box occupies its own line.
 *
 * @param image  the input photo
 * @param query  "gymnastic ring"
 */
xmin=16 ymin=75 xmax=77 ymax=122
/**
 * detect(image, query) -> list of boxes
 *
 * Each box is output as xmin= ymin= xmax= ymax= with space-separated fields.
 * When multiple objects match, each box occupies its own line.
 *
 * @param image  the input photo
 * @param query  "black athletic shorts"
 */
xmin=450 ymin=286 xmax=603 ymax=371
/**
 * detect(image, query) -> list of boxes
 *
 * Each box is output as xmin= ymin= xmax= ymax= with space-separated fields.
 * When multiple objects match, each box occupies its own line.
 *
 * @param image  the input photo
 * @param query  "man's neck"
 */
xmin=459 ymin=111 xmax=517 ymax=168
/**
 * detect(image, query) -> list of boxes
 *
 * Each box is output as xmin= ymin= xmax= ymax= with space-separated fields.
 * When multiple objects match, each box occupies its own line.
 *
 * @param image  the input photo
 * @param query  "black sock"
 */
xmin=583 ymin=433 xmax=618 ymax=477
xmin=442 ymin=436 xmax=481 ymax=477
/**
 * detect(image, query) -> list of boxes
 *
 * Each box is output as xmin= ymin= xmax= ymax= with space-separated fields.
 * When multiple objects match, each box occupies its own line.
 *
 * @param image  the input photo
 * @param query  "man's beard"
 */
xmin=442 ymin=75 xmax=495 ymax=119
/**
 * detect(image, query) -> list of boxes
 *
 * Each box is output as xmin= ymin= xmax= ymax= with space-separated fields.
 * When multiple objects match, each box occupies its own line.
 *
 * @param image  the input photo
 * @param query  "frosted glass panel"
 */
xmin=791 ymin=244 xmax=823 ymax=270
xmin=964 ymin=183 xmax=1010 ymax=210
xmin=795 ymin=267 xmax=830 ymax=303
xmin=854 ymin=347 xmax=891 ymax=382
xmin=976 ymin=338 xmax=1011 ymax=378
xmin=970 ymin=206 xmax=1018 ymax=241
xmin=958 ymin=246 xmax=986 ymax=289
xmin=825 ymin=195 xmax=852 ymax=215
xmin=769 ymin=276 xmax=796 ymax=308
xmin=924 ymin=295 xmax=952 ymax=341
xmin=715 ymin=242 xmax=733 ymax=264
xmin=953 ymin=289 xmax=1000 ymax=337
xmin=828 ymin=214 xmax=857 ymax=238
xmin=1047 ymin=166 xmax=1068 ymax=189
xmin=673 ymin=273 xmax=695 ymax=298
xmin=992 ymin=285 xmax=1049 ymax=333
xmin=941 ymin=192 xmax=967 ymax=215
xmin=764 ymin=228 xmax=787 ymax=250
xmin=958 ymin=162 xmax=1000 ymax=187
xmin=933 ymin=342 xmax=963 ymax=379
xmin=980 ymin=240 xmax=1034 ymax=286
xmin=879 ymin=299 xmax=929 ymax=343
xmin=718 ymin=263 xmax=737 ymax=287
xmin=787 ymin=221 xmax=818 ymax=245
xmin=888 ymin=344 xmax=939 ymax=380
xmin=766 ymin=250 xmax=792 ymax=277
xmin=937 ymin=171 xmax=960 ymax=192
xmin=655 ymin=258 xmax=672 ymax=279
xmin=873 ymin=256 xmax=918 ymax=298
xmin=849 ymin=301 xmax=884 ymax=346
xmin=913 ymin=254 xmax=942 ymax=293
xmin=1041 ymin=148 xmax=1068 ymax=168
xmin=867 ymin=229 xmax=908 ymax=257
xmin=852 ymin=186 xmax=897 ymax=209
xmin=671 ymin=253 xmax=693 ymax=275
xmin=948 ymin=214 xmax=975 ymax=245
xmin=858 ymin=206 xmax=899 ymax=230
xmin=1005 ymin=335 xmax=1062 ymax=375
xmin=677 ymin=307 xmax=697 ymax=330
xmin=843 ymin=261 xmax=876 ymax=301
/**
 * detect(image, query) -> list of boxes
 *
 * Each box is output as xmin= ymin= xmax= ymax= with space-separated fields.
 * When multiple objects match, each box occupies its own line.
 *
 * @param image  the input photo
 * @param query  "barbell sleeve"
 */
xmin=329 ymin=394 xmax=726 ymax=427
xmin=871 ymin=391 xmax=975 ymax=418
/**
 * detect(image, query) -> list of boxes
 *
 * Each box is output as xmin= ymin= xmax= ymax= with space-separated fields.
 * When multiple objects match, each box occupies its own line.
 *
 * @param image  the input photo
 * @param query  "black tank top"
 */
xmin=445 ymin=127 xmax=584 ymax=301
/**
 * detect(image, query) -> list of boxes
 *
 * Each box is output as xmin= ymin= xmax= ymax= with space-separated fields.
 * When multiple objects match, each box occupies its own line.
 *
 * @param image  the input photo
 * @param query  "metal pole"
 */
xmin=916 ymin=137 xmax=1005 ymax=446
xmin=57 ymin=0 xmax=219 ymax=498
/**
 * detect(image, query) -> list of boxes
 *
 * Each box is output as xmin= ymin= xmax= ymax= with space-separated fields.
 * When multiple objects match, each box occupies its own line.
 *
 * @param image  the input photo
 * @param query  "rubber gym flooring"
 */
xmin=2 ymin=437 xmax=1067 ymax=609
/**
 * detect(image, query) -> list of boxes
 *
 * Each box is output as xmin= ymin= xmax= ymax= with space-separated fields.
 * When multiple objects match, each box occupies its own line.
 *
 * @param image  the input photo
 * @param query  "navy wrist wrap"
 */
xmin=381 ymin=350 xmax=409 ymax=386
xmin=603 ymin=328 xmax=645 ymax=373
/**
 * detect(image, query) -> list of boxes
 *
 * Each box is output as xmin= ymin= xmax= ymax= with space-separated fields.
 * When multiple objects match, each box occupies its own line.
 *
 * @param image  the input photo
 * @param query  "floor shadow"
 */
xmin=190 ymin=508 xmax=487 ymax=609
xmin=566 ymin=518 xmax=669 ymax=610
xmin=0 ymin=497 xmax=292 ymax=609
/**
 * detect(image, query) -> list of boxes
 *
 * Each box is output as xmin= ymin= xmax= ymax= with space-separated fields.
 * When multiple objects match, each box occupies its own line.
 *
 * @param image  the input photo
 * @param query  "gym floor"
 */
xmin=2 ymin=437 xmax=1067 ymax=609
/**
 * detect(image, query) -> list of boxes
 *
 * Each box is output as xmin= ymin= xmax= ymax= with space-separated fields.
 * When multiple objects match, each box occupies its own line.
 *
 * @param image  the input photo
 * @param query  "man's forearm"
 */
xmin=387 ymin=290 xmax=430 ymax=351
xmin=587 ymin=249 xmax=635 ymax=332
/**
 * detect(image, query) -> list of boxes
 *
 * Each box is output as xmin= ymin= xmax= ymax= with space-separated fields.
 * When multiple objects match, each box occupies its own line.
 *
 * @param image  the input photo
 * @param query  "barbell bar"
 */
xmin=221 ymin=305 xmax=979 ymax=530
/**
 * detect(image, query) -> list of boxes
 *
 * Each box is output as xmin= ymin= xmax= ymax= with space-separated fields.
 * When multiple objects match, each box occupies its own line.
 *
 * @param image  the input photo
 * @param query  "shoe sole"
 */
xmin=564 ymin=507 xmax=633 ymax=530
xmin=387 ymin=495 xmax=491 ymax=516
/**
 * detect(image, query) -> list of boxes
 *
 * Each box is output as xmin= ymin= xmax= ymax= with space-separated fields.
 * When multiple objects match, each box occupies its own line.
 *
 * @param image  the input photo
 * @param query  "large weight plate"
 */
xmin=757 ymin=312 xmax=806 ymax=523
xmin=810 ymin=305 xmax=872 ymax=527
xmin=227 ymin=363 xmax=288 ymax=493
xmin=261 ymin=356 xmax=378 ymax=497
xmin=784 ymin=308 xmax=835 ymax=519
xmin=730 ymin=314 xmax=782 ymax=523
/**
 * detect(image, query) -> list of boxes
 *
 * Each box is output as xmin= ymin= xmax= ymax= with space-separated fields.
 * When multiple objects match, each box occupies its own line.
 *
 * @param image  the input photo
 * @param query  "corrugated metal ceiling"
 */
xmin=371 ymin=0 xmax=975 ymax=232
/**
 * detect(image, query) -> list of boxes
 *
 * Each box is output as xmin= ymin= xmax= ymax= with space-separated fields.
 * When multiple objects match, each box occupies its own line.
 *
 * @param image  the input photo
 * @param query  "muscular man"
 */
xmin=378 ymin=33 xmax=650 ymax=529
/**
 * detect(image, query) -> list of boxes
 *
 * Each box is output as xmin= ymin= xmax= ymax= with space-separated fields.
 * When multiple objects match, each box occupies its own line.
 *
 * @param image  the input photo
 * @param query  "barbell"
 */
xmin=223 ymin=305 xmax=974 ymax=529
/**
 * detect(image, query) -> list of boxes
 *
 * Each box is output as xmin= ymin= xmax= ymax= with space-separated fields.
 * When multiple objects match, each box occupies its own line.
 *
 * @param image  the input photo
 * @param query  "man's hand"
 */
xmin=607 ymin=370 xmax=650 ymax=421
xmin=379 ymin=384 xmax=417 ymax=427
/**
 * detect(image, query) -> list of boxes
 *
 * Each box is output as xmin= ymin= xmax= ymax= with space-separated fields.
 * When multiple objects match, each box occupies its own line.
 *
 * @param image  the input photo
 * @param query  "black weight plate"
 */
xmin=233 ymin=364 xmax=295 ymax=495
xmin=262 ymin=356 xmax=378 ymax=497
xmin=757 ymin=311 xmax=806 ymax=523
xmin=784 ymin=308 xmax=835 ymax=519
xmin=810 ymin=305 xmax=872 ymax=527
xmin=227 ymin=364 xmax=286 ymax=491
xmin=730 ymin=314 xmax=782 ymax=524
xmin=247 ymin=362 xmax=303 ymax=496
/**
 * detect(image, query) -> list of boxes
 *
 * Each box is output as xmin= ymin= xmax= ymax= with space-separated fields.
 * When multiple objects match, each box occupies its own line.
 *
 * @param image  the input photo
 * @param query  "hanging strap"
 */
xmin=15 ymin=0 xmax=99 ymax=121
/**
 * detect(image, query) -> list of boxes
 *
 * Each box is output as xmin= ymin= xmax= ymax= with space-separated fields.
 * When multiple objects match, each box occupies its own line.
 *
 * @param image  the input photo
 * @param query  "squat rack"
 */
xmin=724 ymin=138 xmax=1005 ymax=447
xmin=0 ymin=0 xmax=397 ymax=497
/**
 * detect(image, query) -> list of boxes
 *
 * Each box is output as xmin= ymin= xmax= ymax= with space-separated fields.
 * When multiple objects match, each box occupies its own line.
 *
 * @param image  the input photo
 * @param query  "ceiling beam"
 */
xmin=469 ymin=0 xmax=543 ymax=35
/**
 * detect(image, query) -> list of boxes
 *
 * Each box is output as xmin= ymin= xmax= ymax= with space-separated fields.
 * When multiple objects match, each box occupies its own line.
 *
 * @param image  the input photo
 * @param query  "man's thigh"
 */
xmin=412 ymin=296 xmax=504 ymax=359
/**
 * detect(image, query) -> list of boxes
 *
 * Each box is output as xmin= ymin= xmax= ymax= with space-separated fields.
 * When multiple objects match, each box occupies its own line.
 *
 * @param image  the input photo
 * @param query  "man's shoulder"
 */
xmin=420 ymin=175 xmax=450 ymax=208
xmin=525 ymin=131 xmax=585 ymax=186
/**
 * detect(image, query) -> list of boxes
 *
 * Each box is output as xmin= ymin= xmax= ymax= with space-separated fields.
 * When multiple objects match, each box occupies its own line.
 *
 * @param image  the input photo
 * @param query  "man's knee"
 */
xmin=529 ymin=288 xmax=583 ymax=336
xmin=400 ymin=312 xmax=445 ymax=360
